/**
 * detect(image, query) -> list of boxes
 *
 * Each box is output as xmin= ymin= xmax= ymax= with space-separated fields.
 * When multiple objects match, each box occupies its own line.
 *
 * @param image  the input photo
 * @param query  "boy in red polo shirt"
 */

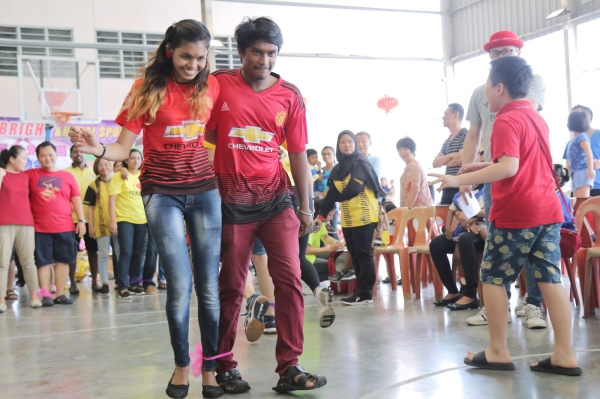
xmin=204 ymin=17 xmax=327 ymax=393
xmin=430 ymin=56 xmax=580 ymax=376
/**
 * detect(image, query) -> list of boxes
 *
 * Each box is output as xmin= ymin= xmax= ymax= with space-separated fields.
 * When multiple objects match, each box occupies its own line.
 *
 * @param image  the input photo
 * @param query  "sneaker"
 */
xmin=145 ymin=285 xmax=157 ymax=295
xmin=515 ymin=293 xmax=528 ymax=317
xmin=524 ymin=304 xmax=547 ymax=329
xmin=99 ymin=284 xmax=109 ymax=297
xmin=244 ymin=294 xmax=269 ymax=342
xmin=41 ymin=296 xmax=54 ymax=307
xmin=128 ymin=286 xmax=145 ymax=296
xmin=315 ymin=287 xmax=335 ymax=328
xmin=301 ymin=280 xmax=313 ymax=296
xmin=118 ymin=290 xmax=132 ymax=300
xmin=328 ymin=270 xmax=347 ymax=282
xmin=30 ymin=297 xmax=42 ymax=308
xmin=466 ymin=307 xmax=512 ymax=326
xmin=340 ymin=270 xmax=356 ymax=281
xmin=341 ymin=292 xmax=373 ymax=306
xmin=263 ymin=315 xmax=277 ymax=334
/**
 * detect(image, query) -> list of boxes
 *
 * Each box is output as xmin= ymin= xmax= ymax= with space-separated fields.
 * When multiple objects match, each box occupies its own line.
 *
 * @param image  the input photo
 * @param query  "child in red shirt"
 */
xmin=430 ymin=56 xmax=580 ymax=376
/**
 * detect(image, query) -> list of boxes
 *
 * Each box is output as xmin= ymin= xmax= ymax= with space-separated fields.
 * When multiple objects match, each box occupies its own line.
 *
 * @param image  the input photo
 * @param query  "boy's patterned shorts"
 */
xmin=480 ymin=222 xmax=562 ymax=285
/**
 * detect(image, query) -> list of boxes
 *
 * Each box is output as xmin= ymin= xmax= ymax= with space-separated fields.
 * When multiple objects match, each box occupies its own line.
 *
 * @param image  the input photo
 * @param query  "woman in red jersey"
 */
xmin=70 ymin=20 xmax=224 ymax=399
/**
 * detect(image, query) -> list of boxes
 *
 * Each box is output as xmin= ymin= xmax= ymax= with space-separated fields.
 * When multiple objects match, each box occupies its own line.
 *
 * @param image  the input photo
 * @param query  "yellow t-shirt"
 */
xmin=64 ymin=165 xmax=96 ymax=223
xmin=108 ymin=171 xmax=146 ymax=224
xmin=334 ymin=175 xmax=379 ymax=228
xmin=84 ymin=180 xmax=112 ymax=237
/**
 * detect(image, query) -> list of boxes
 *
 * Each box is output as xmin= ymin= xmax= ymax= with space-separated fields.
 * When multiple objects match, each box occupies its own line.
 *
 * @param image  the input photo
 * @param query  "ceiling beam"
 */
xmin=213 ymin=0 xmax=440 ymax=14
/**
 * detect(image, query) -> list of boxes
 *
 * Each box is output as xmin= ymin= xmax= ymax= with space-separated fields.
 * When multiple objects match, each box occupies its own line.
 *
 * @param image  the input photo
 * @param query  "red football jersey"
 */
xmin=115 ymin=75 xmax=219 ymax=196
xmin=207 ymin=69 xmax=307 ymax=223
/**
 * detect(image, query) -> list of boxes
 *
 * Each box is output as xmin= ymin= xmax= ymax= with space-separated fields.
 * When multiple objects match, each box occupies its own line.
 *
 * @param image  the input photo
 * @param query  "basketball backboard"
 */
xmin=17 ymin=54 xmax=101 ymax=125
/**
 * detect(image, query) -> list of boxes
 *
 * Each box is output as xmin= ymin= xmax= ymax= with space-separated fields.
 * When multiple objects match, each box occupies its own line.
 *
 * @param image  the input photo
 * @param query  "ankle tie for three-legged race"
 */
xmin=190 ymin=342 xmax=232 ymax=377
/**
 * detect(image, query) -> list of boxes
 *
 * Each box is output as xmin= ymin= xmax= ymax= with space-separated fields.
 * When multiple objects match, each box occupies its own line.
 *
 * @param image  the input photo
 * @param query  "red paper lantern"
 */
xmin=377 ymin=95 xmax=398 ymax=113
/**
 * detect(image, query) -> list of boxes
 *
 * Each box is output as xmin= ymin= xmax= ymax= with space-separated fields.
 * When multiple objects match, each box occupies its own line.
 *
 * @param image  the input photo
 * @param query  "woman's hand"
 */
xmin=109 ymin=221 xmax=118 ymax=236
xmin=588 ymin=168 xmax=596 ymax=180
xmin=69 ymin=127 xmax=103 ymax=156
xmin=88 ymin=225 xmax=96 ymax=239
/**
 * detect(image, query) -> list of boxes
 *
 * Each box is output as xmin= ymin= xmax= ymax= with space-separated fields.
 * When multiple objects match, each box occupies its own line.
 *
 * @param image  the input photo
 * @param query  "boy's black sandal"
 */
xmin=272 ymin=365 xmax=327 ymax=392
xmin=166 ymin=372 xmax=189 ymax=399
xmin=216 ymin=368 xmax=250 ymax=393
xmin=530 ymin=357 xmax=582 ymax=376
xmin=464 ymin=351 xmax=515 ymax=371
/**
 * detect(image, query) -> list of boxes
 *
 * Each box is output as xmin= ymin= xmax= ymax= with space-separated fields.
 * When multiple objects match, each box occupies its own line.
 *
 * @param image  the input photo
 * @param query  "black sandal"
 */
xmin=216 ymin=368 xmax=250 ymax=394
xmin=166 ymin=372 xmax=189 ymax=399
xmin=272 ymin=365 xmax=327 ymax=392
xmin=530 ymin=357 xmax=582 ymax=376
xmin=464 ymin=351 xmax=515 ymax=370
xmin=5 ymin=290 xmax=18 ymax=300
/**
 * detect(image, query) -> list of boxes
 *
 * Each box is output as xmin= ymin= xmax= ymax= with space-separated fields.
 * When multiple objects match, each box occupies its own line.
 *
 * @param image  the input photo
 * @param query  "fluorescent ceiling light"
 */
xmin=546 ymin=8 xmax=568 ymax=19
xmin=210 ymin=39 xmax=224 ymax=47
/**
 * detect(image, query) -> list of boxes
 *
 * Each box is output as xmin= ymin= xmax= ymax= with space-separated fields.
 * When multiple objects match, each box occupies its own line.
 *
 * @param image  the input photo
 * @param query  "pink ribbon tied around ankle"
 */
xmin=190 ymin=342 xmax=232 ymax=378
xmin=36 ymin=287 xmax=53 ymax=298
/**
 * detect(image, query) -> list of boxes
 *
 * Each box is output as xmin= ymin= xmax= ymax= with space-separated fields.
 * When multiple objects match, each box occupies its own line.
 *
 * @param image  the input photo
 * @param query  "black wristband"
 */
xmin=95 ymin=143 xmax=107 ymax=159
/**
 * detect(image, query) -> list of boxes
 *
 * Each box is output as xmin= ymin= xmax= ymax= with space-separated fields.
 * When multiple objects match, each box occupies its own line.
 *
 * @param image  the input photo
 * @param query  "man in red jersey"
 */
xmin=205 ymin=17 xmax=327 ymax=394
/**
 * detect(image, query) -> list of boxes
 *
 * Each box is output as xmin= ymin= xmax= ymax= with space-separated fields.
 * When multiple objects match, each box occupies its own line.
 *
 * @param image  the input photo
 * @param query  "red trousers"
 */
xmin=216 ymin=208 xmax=304 ymax=375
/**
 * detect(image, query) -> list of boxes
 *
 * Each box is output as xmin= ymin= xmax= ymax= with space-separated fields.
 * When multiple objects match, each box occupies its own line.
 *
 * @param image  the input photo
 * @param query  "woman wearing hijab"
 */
xmin=317 ymin=131 xmax=386 ymax=305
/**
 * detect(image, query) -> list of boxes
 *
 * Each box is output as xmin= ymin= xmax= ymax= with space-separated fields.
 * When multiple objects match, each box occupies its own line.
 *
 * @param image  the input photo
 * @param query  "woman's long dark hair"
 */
xmin=0 ymin=145 xmax=25 ymax=169
xmin=126 ymin=19 xmax=212 ymax=124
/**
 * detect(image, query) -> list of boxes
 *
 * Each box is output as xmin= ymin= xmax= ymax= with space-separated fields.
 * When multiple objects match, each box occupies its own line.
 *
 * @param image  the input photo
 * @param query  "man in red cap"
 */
xmin=460 ymin=30 xmax=547 ymax=329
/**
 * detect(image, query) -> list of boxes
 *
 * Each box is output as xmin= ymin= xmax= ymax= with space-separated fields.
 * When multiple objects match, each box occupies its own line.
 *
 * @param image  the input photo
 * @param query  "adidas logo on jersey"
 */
xmin=221 ymin=102 xmax=230 ymax=111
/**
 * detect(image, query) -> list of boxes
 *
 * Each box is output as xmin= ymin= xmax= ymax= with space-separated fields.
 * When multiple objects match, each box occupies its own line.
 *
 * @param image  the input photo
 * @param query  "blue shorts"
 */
xmin=480 ymin=222 xmax=562 ymax=285
xmin=35 ymin=232 xmax=78 ymax=267
xmin=252 ymin=237 xmax=266 ymax=256
xmin=571 ymin=169 xmax=594 ymax=191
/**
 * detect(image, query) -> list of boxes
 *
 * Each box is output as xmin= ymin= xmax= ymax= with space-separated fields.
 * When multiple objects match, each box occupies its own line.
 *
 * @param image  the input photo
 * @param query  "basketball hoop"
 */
xmin=45 ymin=92 xmax=69 ymax=112
xmin=51 ymin=112 xmax=83 ymax=125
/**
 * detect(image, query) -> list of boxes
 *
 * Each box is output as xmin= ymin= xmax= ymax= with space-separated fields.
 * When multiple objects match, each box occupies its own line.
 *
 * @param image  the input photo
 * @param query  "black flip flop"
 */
xmin=530 ymin=357 xmax=582 ymax=376
xmin=272 ymin=365 xmax=327 ymax=392
xmin=464 ymin=351 xmax=515 ymax=370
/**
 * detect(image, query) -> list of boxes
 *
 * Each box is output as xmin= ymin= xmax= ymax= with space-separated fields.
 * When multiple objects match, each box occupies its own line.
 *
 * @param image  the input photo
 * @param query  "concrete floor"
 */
xmin=1 ymin=281 xmax=599 ymax=399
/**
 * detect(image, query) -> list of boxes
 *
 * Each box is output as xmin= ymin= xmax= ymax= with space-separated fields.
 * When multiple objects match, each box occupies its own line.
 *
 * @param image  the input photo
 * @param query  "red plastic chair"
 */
xmin=574 ymin=197 xmax=600 ymax=317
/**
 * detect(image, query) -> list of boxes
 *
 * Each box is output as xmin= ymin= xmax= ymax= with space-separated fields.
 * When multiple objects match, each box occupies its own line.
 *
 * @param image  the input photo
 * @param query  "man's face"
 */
xmin=489 ymin=45 xmax=521 ymax=60
xmin=356 ymin=135 xmax=371 ymax=156
xmin=38 ymin=146 xmax=57 ymax=170
xmin=238 ymin=40 xmax=278 ymax=81
xmin=307 ymin=154 xmax=319 ymax=165
xmin=442 ymin=107 xmax=457 ymax=128
xmin=70 ymin=147 xmax=84 ymax=164
xmin=573 ymin=107 xmax=593 ymax=125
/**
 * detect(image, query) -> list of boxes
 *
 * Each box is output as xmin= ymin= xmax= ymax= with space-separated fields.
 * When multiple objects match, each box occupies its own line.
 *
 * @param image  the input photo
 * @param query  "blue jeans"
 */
xmin=484 ymin=183 xmax=542 ymax=305
xmin=141 ymin=228 xmax=164 ymax=287
xmin=143 ymin=191 xmax=221 ymax=369
xmin=116 ymin=222 xmax=147 ymax=290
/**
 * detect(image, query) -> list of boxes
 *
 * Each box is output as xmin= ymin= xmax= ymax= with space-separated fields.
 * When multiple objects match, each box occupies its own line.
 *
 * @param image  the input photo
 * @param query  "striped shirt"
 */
xmin=440 ymin=128 xmax=468 ymax=176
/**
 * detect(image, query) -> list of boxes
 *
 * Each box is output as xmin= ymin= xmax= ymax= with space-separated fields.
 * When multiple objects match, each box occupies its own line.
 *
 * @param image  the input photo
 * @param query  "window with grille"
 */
xmin=96 ymin=31 xmax=163 ymax=78
xmin=214 ymin=36 xmax=242 ymax=71
xmin=0 ymin=26 xmax=74 ymax=77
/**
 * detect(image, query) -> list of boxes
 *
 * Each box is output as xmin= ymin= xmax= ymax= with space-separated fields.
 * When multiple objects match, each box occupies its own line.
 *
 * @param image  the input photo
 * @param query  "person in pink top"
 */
xmin=397 ymin=137 xmax=433 ymax=208
xmin=0 ymin=145 xmax=42 ymax=312
xmin=27 ymin=141 xmax=86 ymax=306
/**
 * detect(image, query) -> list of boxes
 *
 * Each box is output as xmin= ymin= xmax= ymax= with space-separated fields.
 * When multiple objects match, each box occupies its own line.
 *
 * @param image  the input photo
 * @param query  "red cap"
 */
xmin=483 ymin=30 xmax=524 ymax=52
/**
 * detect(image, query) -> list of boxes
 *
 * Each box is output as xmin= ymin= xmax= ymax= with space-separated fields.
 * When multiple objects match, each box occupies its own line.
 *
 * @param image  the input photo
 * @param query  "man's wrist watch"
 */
xmin=78 ymin=220 xmax=86 ymax=224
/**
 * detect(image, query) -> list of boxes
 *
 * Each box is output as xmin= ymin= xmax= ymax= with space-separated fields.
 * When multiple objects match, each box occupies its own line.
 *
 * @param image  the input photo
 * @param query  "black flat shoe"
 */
xmin=166 ymin=372 xmax=189 ymax=399
xmin=202 ymin=384 xmax=225 ymax=398
xmin=448 ymin=298 xmax=480 ymax=311
xmin=433 ymin=295 xmax=461 ymax=307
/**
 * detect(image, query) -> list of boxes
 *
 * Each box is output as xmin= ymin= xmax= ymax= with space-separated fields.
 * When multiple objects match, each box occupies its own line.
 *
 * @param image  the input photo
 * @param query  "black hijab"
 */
xmin=329 ymin=130 xmax=386 ymax=199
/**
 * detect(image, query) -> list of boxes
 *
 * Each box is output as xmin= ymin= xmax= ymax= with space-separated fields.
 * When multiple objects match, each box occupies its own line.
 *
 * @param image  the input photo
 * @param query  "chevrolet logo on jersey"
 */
xmin=164 ymin=121 xmax=205 ymax=141
xmin=228 ymin=126 xmax=275 ymax=144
